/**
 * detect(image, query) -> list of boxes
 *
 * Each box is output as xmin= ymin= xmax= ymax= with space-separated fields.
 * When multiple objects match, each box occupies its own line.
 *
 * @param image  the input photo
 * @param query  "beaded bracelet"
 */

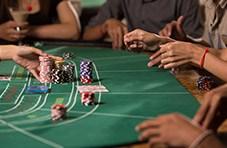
xmin=189 ymin=130 xmax=213 ymax=148
xmin=199 ymin=48 xmax=209 ymax=68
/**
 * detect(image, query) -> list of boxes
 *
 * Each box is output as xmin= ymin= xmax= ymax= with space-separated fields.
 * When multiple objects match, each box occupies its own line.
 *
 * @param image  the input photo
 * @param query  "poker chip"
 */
xmin=80 ymin=60 xmax=93 ymax=84
xmin=51 ymin=62 xmax=75 ymax=84
xmin=196 ymin=76 xmax=216 ymax=91
xmin=63 ymin=52 xmax=74 ymax=60
xmin=51 ymin=104 xmax=67 ymax=121
xmin=39 ymin=56 xmax=54 ymax=83
xmin=80 ymin=92 xmax=95 ymax=106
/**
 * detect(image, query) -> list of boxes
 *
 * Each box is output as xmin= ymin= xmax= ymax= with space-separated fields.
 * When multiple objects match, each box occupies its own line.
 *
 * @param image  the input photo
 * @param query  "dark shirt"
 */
xmin=88 ymin=0 xmax=203 ymax=38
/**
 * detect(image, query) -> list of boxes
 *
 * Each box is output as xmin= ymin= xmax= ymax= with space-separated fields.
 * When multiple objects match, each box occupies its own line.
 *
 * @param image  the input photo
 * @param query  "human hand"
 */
xmin=159 ymin=16 xmax=187 ymax=41
xmin=193 ymin=84 xmax=227 ymax=130
xmin=0 ymin=21 xmax=28 ymax=41
xmin=136 ymin=113 xmax=203 ymax=147
xmin=10 ymin=46 xmax=62 ymax=81
xmin=102 ymin=19 xmax=128 ymax=49
xmin=124 ymin=29 xmax=175 ymax=51
xmin=147 ymin=41 xmax=203 ymax=69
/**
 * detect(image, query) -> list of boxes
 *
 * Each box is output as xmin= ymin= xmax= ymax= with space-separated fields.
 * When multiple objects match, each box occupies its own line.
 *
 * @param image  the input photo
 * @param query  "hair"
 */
xmin=0 ymin=0 xmax=13 ymax=23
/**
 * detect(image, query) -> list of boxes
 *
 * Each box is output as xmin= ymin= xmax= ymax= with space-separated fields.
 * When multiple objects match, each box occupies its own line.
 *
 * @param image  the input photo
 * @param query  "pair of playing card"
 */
xmin=77 ymin=85 xmax=109 ymax=93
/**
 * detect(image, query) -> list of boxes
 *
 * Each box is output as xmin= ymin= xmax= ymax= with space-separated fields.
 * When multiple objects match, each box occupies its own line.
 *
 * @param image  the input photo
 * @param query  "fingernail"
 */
xmin=147 ymin=63 xmax=154 ymax=67
xmin=149 ymin=56 xmax=153 ymax=60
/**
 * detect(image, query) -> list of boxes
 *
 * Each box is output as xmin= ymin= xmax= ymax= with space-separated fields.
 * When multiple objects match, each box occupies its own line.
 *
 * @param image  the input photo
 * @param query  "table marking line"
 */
xmin=106 ymin=92 xmax=191 ymax=95
xmin=0 ymin=96 xmax=42 ymax=118
xmin=0 ymin=61 xmax=103 ymax=130
xmin=0 ymin=96 xmax=25 ymax=114
xmin=92 ymin=55 xmax=145 ymax=61
xmin=0 ymin=119 xmax=63 ymax=148
xmin=3 ymin=61 xmax=78 ymax=124
xmin=10 ymin=65 xmax=17 ymax=79
xmin=0 ymin=83 xmax=10 ymax=98
xmin=67 ymin=60 xmax=79 ymax=111
xmin=14 ymin=84 xmax=27 ymax=104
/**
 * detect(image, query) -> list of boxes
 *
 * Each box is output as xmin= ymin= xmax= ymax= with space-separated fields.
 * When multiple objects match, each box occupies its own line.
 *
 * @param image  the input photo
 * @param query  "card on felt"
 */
xmin=0 ymin=75 xmax=11 ymax=81
xmin=77 ymin=85 xmax=109 ymax=93
xmin=26 ymin=86 xmax=49 ymax=94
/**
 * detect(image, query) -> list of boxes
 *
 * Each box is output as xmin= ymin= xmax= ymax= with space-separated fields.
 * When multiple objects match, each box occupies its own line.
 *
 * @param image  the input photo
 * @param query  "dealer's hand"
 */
xmin=193 ymin=84 xmax=227 ymax=130
xmin=102 ymin=19 xmax=128 ymax=49
xmin=1 ymin=45 xmax=62 ymax=81
xmin=136 ymin=113 xmax=203 ymax=147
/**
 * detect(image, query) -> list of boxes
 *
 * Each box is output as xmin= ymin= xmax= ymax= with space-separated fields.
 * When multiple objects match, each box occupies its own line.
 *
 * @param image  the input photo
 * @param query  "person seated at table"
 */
xmin=83 ymin=0 xmax=203 ymax=49
xmin=124 ymin=0 xmax=227 ymax=81
xmin=136 ymin=83 xmax=227 ymax=148
xmin=159 ymin=0 xmax=227 ymax=49
xmin=0 ymin=0 xmax=81 ymax=42
xmin=0 ymin=45 xmax=61 ymax=81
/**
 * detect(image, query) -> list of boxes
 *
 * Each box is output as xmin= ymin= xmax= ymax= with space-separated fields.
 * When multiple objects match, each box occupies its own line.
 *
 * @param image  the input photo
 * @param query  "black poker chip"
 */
xmin=196 ymin=76 xmax=216 ymax=91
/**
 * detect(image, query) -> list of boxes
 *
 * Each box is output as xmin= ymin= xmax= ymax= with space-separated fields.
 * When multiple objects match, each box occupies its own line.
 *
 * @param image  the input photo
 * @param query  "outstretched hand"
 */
xmin=124 ymin=29 xmax=175 ymax=52
xmin=136 ymin=113 xmax=203 ymax=147
xmin=11 ymin=46 xmax=62 ymax=81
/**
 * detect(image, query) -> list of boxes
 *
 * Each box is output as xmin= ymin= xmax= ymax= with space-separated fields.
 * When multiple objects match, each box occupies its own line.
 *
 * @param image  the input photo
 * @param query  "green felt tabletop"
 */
xmin=81 ymin=0 xmax=106 ymax=8
xmin=0 ymin=46 xmax=199 ymax=148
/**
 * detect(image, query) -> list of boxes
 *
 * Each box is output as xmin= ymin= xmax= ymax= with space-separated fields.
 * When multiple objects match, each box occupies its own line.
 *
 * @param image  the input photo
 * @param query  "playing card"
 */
xmin=0 ymin=75 xmax=11 ymax=81
xmin=77 ymin=85 xmax=109 ymax=93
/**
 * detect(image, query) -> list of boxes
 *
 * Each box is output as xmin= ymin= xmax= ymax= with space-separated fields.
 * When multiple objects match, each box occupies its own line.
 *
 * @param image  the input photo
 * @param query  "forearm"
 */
xmin=0 ymin=45 xmax=17 ymax=60
xmin=83 ymin=25 xmax=106 ymax=41
xmin=28 ymin=24 xmax=80 ymax=40
xmin=190 ymin=46 xmax=227 ymax=81
xmin=203 ymin=53 xmax=227 ymax=82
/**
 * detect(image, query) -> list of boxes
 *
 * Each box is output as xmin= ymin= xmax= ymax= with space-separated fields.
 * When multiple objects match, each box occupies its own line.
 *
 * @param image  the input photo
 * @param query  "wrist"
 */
xmin=0 ymin=45 xmax=16 ymax=60
xmin=189 ymin=130 xmax=213 ymax=148
xmin=192 ymin=46 xmax=206 ymax=66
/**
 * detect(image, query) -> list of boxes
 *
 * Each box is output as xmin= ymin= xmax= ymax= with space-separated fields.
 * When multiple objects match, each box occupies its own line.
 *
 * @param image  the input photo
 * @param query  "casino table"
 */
xmin=81 ymin=0 xmax=106 ymax=8
xmin=0 ymin=44 xmax=199 ymax=148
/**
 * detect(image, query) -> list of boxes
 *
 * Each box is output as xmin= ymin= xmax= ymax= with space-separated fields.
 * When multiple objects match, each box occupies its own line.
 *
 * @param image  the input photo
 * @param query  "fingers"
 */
xmin=139 ymin=128 xmax=160 ymax=141
xmin=49 ymin=55 xmax=64 ymax=61
xmin=29 ymin=69 xmax=41 ymax=82
xmin=203 ymin=99 xmax=220 ymax=129
xmin=176 ymin=16 xmax=185 ymax=34
xmin=192 ymin=98 xmax=210 ymax=126
xmin=147 ymin=50 xmax=163 ymax=67
xmin=148 ymin=137 xmax=162 ymax=146
xmin=159 ymin=23 xmax=173 ymax=37
xmin=136 ymin=119 xmax=161 ymax=132
xmin=162 ymin=58 xmax=191 ymax=69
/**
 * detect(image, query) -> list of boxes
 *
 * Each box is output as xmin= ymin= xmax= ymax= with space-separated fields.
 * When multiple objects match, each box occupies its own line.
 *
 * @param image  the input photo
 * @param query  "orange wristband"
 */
xmin=200 ymin=48 xmax=209 ymax=68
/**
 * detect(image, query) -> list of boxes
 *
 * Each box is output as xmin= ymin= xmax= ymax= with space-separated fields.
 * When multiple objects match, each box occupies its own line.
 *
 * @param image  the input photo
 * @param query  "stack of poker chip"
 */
xmin=51 ymin=60 xmax=75 ymax=84
xmin=80 ymin=92 xmax=95 ymax=106
xmin=51 ymin=104 xmax=67 ymax=121
xmin=39 ymin=56 xmax=54 ymax=83
xmin=80 ymin=60 xmax=93 ymax=84
xmin=196 ymin=76 xmax=216 ymax=91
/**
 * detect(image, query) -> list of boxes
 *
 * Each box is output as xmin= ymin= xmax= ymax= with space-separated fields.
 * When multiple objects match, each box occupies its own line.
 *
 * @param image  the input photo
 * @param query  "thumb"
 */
xmin=176 ymin=16 xmax=185 ymax=34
